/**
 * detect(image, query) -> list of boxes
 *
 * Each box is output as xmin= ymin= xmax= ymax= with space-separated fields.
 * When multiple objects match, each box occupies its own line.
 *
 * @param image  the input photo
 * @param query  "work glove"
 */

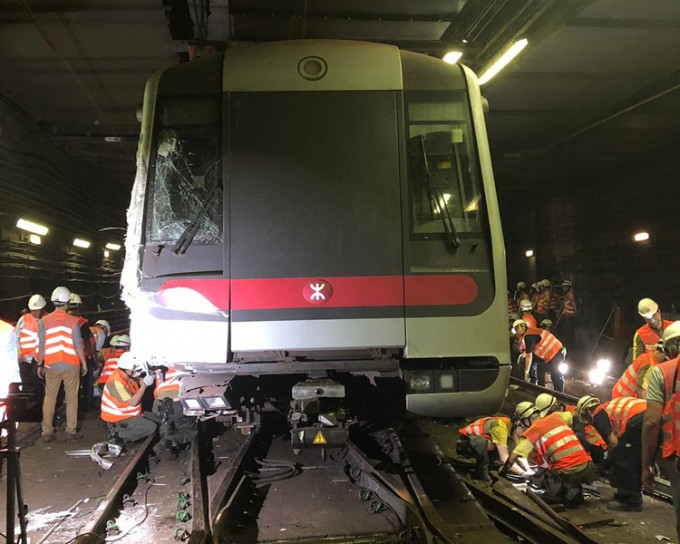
xmin=143 ymin=374 xmax=155 ymax=387
xmin=560 ymin=347 xmax=567 ymax=357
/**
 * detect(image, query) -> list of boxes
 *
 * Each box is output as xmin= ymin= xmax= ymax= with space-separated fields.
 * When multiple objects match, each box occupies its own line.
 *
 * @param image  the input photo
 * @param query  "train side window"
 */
xmin=146 ymin=97 xmax=222 ymax=245
xmin=405 ymin=92 xmax=486 ymax=240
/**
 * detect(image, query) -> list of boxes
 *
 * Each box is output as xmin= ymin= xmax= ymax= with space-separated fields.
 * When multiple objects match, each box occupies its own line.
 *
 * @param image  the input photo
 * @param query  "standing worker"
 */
xmin=37 ymin=286 xmax=88 ymax=443
xmin=1 ymin=319 xmax=21 ymax=413
xmin=68 ymin=293 xmax=97 ymax=411
xmin=577 ymin=395 xmax=646 ymax=511
xmin=500 ymin=402 xmax=596 ymax=507
xmin=559 ymin=280 xmax=578 ymax=345
xmin=612 ymin=342 xmax=665 ymax=399
xmin=519 ymin=300 xmax=537 ymax=329
xmin=513 ymin=319 xmax=567 ymax=392
xmin=100 ymin=352 xmax=157 ymax=445
xmin=641 ymin=321 xmax=680 ymax=541
xmin=15 ymin=294 xmax=46 ymax=383
xmin=633 ymin=298 xmax=672 ymax=360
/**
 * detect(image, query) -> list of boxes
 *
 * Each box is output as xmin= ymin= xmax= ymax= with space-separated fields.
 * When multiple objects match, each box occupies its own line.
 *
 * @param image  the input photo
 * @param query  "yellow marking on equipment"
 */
xmin=313 ymin=431 xmax=327 ymax=445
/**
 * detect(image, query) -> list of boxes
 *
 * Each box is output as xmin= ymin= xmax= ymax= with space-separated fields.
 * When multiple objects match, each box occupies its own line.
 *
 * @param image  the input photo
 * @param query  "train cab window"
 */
xmin=405 ymin=92 xmax=486 ymax=244
xmin=146 ymin=97 xmax=222 ymax=245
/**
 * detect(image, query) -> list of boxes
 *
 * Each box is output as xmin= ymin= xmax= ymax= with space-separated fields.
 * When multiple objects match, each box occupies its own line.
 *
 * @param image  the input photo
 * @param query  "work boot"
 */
xmin=65 ymin=431 xmax=84 ymax=442
xmin=106 ymin=433 xmax=124 ymax=448
xmin=475 ymin=468 xmax=492 ymax=483
xmin=606 ymin=499 xmax=642 ymax=512
xmin=38 ymin=433 xmax=56 ymax=444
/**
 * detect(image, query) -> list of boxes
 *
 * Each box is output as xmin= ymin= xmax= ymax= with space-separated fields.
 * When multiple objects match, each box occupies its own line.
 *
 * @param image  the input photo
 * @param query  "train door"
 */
xmin=227 ymin=90 xmax=406 ymax=353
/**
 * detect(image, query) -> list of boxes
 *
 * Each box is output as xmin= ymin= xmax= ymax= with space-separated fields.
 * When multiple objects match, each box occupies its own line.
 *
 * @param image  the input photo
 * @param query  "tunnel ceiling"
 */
xmin=1 ymin=0 xmax=680 ymax=192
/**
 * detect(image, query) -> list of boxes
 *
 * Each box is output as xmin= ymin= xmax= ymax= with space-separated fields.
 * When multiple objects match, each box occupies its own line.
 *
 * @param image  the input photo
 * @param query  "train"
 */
xmin=121 ymin=39 xmax=510 ymax=441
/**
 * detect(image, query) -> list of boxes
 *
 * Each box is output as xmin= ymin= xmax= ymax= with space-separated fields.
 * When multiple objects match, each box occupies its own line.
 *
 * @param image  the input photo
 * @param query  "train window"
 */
xmin=146 ymin=97 xmax=222 ymax=246
xmin=405 ymin=92 xmax=485 ymax=242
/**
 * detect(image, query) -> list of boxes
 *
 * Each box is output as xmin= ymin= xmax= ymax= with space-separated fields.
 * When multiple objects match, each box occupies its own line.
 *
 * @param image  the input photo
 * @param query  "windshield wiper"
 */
xmin=419 ymin=136 xmax=461 ymax=249
xmin=173 ymin=180 xmax=222 ymax=255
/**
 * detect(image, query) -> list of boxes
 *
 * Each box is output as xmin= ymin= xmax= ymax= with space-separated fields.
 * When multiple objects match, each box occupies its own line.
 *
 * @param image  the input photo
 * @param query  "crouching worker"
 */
xmin=101 ymin=352 xmax=157 ymax=445
xmin=152 ymin=367 xmax=196 ymax=459
xmin=457 ymin=415 xmax=528 ymax=482
xmin=500 ymin=402 xmax=597 ymax=507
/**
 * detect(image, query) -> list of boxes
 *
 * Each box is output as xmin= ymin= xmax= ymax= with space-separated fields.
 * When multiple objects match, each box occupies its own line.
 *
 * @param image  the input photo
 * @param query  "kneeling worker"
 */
xmin=101 ymin=352 xmax=157 ymax=444
xmin=458 ymin=415 xmax=525 ymax=482
xmin=500 ymin=402 xmax=597 ymax=507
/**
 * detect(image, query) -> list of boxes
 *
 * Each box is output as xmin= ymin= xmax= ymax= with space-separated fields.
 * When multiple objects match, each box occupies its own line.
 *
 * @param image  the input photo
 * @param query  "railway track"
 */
xmin=62 ymin=379 xmax=673 ymax=544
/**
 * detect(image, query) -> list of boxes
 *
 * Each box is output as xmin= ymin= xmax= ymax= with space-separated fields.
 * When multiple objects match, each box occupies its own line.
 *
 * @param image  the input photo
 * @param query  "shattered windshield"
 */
xmin=146 ymin=97 xmax=222 ymax=245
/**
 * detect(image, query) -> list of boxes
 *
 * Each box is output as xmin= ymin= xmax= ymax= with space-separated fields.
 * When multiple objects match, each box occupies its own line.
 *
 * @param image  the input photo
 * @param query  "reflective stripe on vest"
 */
xmin=637 ymin=321 xmax=672 ymax=352
xmin=526 ymin=328 xmax=563 ymax=362
xmin=585 ymin=425 xmax=607 ymax=449
xmin=525 ymin=413 xmax=591 ymax=470
xmin=100 ymin=368 xmax=141 ymax=423
xmin=18 ymin=314 xmax=39 ymax=360
xmin=155 ymin=368 xmax=182 ymax=400
xmin=563 ymin=292 xmax=576 ymax=317
xmin=612 ymin=352 xmax=655 ymax=399
xmin=96 ymin=348 xmax=125 ymax=386
xmin=660 ymin=358 xmax=680 ymax=458
xmin=41 ymin=311 xmax=81 ymax=366
xmin=596 ymin=397 xmax=646 ymax=436
xmin=537 ymin=292 xmax=549 ymax=315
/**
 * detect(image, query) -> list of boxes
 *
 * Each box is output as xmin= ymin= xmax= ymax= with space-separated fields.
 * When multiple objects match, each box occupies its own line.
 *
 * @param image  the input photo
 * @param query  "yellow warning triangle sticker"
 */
xmin=312 ymin=431 xmax=327 ymax=445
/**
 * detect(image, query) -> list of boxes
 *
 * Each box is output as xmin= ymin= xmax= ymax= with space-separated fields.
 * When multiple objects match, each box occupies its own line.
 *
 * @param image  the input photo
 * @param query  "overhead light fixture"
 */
xmin=17 ymin=218 xmax=49 ymax=236
xmin=443 ymin=50 xmax=463 ymax=64
xmin=633 ymin=231 xmax=649 ymax=242
xmin=104 ymin=250 xmax=110 ymax=258
xmin=105 ymin=243 xmax=121 ymax=251
xmin=478 ymin=38 xmax=528 ymax=85
xmin=73 ymin=238 xmax=91 ymax=249
xmin=29 ymin=234 xmax=41 ymax=245
xmin=525 ymin=249 xmax=534 ymax=258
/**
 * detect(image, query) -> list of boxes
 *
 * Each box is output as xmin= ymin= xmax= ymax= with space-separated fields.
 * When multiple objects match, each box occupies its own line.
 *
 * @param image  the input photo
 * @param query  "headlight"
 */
xmin=408 ymin=375 xmax=433 ymax=392
xmin=157 ymin=287 xmax=217 ymax=314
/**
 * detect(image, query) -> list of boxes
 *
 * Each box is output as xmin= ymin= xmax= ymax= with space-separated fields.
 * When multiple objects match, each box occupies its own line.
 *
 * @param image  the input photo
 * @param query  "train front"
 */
xmin=122 ymin=40 xmax=510 ymax=441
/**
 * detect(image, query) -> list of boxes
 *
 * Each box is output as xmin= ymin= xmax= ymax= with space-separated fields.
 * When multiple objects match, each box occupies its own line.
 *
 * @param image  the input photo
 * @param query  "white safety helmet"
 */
xmin=70 ymin=293 xmax=82 ymax=305
xmin=511 ymin=319 xmax=528 ymax=334
xmin=516 ymin=281 xmax=527 ymax=289
xmin=51 ymin=286 xmax=71 ymax=304
xmin=540 ymin=279 xmax=551 ymax=287
xmin=662 ymin=321 xmax=680 ymax=358
xmin=28 ymin=294 xmax=47 ymax=310
xmin=535 ymin=393 xmax=557 ymax=417
xmin=638 ymin=298 xmax=659 ymax=319
xmin=117 ymin=351 xmax=137 ymax=371
xmin=576 ymin=395 xmax=600 ymax=422
xmin=540 ymin=319 xmax=553 ymax=329
xmin=519 ymin=300 xmax=533 ymax=312
xmin=562 ymin=280 xmax=572 ymax=287
xmin=110 ymin=334 xmax=131 ymax=348
xmin=95 ymin=320 xmax=111 ymax=336
xmin=514 ymin=401 xmax=539 ymax=421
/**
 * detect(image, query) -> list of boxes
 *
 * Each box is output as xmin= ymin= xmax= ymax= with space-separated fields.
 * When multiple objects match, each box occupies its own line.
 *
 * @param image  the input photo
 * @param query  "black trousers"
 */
xmin=536 ymin=356 xmax=564 ymax=392
xmin=610 ymin=413 xmax=643 ymax=506
xmin=573 ymin=420 xmax=606 ymax=466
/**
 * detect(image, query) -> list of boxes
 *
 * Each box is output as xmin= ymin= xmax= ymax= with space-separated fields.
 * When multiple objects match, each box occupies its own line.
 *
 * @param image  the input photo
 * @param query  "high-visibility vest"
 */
xmin=522 ymin=313 xmax=537 ymax=329
xmin=523 ymin=413 xmax=591 ymax=471
xmin=155 ymin=368 xmax=182 ymax=400
xmin=525 ymin=328 xmax=563 ymax=363
xmin=459 ymin=416 xmax=510 ymax=448
xmin=635 ymin=321 xmax=673 ymax=355
xmin=17 ymin=313 xmax=39 ymax=361
xmin=41 ymin=311 xmax=82 ymax=367
xmin=97 ymin=348 xmax=125 ymax=386
xmin=90 ymin=326 xmax=106 ymax=352
xmin=537 ymin=291 xmax=550 ymax=315
xmin=658 ymin=358 xmax=680 ymax=458
xmin=512 ymin=336 xmax=525 ymax=354
xmin=595 ymin=397 xmax=646 ymax=437
xmin=612 ymin=352 xmax=657 ymax=399
xmin=100 ymin=368 xmax=142 ymax=423
xmin=563 ymin=291 xmax=577 ymax=317
xmin=564 ymin=404 xmax=607 ymax=450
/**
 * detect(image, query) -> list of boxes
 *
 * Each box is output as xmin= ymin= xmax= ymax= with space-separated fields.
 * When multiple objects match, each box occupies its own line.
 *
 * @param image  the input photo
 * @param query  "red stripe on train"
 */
xmin=160 ymin=275 xmax=477 ymax=310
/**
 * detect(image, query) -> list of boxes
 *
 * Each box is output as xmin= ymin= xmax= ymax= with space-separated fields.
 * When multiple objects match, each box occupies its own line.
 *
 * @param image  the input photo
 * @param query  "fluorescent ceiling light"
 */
xmin=478 ymin=38 xmax=528 ymax=85
xmin=525 ymin=249 xmax=534 ymax=258
xmin=73 ymin=238 xmax=91 ymax=249
xmin=29 ymin=234 xmax=41 ymax=245
xmin=105 ymin=243 xmax=121 ymax=250
xmin=104 ymin=250 xmax=110 ymax=258
xmin=17 ymin=218 xmax=49 ymax=236
xmin=443 ymin=51 xmax=463 ymax=64
xmin=633 ymin=232 xmax=649 ymax=242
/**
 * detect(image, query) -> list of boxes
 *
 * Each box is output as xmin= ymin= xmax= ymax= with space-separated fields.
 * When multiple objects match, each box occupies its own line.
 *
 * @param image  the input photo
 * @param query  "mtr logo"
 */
xmin=303 ymin=280 xmax=333 ymax=304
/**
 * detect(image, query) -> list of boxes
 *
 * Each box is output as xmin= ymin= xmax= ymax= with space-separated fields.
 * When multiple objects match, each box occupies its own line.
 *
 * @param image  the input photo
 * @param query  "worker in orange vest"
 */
xmin=612 ymin=342 xmax=665 ymax=399
xmin=1 ymin=319 xmax=21 ymax=423
xmin=642 ymin=321 xmax=680 ymax=541
xmin=100 ymin=352 xmax=157 ymax=446
xmin=152 ymin=367 xmax=195 ymax=459
xmin=633 ymin=298 xmax=672 ymax=360
xmin=513 ymin=319 xmax=566 ymax=392
xmin=500 ymin=402 xmax=597 ymax=507
xmin=577 ymin=395 xmax=646 ymax=511
xmin=457 ymin=415 xmax=526 ymax=482
xmin=518 ymin=300 xmax=537 ymax=329
xmin=15 ymin=294 xmax=46 ymax=383
xmin=96 ymin=335 xmax=130 ymax=389
xmin=37 ymin=286 xmax=88 ymax=443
